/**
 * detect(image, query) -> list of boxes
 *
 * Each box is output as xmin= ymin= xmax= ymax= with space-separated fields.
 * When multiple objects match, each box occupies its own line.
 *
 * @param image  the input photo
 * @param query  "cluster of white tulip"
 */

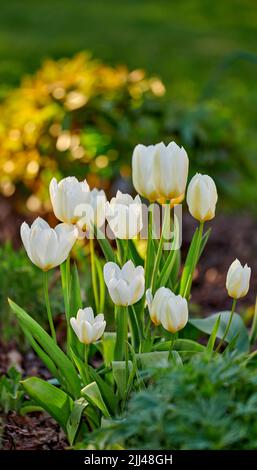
xmin=132 ymin=142 xmax=218 ymax=222
xmin=146 ymin=287 xmax=188 ymax=334
xmin=20 ymin=138 xmax=252 ymax=354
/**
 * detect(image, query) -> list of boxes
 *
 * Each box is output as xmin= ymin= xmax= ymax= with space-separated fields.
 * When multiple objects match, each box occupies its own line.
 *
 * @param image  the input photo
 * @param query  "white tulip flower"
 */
xmin=70 ymin=307 xmax=106 ymax=344
xmin=49 ymin=176 xmax=90 ymax=224
xmin=146 ymin=287 xmax=188 ymax=333
xmin=226 ymin=259 xmax=251 ymax=299
xmin=21 ymin=217 xmax=78 ymax=271
xmin=106 ymin=191 xmax=143 ymax=239
xmin=75 ymin=188 xmax=107 ymax=232
xmin=186 ymin=173 xmax=218 ymax=222
xmin=132 ymin=144 xmax=159 ymax=202
xmin=154 ymin=141 xmax=189 ymax=201
xmin=104 ymin=260 xmax=145 ymax=306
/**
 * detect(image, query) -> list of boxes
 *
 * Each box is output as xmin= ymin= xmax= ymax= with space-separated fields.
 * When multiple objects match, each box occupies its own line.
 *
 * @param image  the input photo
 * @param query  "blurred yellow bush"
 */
xmin=0 ymin=52 xmax=165 ymax=213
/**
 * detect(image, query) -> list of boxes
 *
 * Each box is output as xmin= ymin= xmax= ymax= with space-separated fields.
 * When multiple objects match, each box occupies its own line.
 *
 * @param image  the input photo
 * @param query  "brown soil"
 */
xmin=2 ymin=413 xmax=67 ymax=450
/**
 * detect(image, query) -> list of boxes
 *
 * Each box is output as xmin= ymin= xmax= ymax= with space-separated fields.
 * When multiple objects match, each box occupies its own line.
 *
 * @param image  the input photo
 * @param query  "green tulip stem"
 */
xmin=145 ymin=205 xmax=153 ymax=289
xmin=84 ymin=344 xmax=91 ymax=383
xmin=168 ymin=334 xmax=175 ymax=360
xmin=43 ymin=270 xmax=57 ymax=343
xmin=124 ymin=306 xmax=129 ymax=387
xmin=216 ymin=299 xmax=237 ymax=352
xmin=114 ymin=305 xmax=128 ymax=361
xmin=61 ymin=256 xmax=72 ymax=356
xmin=116 ymin=239 xmax=123 ymax=266
xmin=90 ymin=237 xmax=100 ymax=312
xmin=151 ymin=201 xmax=170 ymax=292
xmin=123 ymin=240 xmax=128 ymax=264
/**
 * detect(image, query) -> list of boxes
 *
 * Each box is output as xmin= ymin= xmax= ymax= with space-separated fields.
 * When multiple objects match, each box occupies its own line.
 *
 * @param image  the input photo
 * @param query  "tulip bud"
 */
xmin=132 ymin=144 xmax=159 ymax=201
xmin=49 ymin=176 xmax=90 ymax=224
xmin=21 ymin=217 xmax=77 ymax=271
xmin=154 ymin=142 xmax=189 ymax=201
xmin=70 ymin=307 xmax=106 ymax=344
xmin=146 ymin=287 xmax=188 ymax=333
xmin=226 ymin=259 xmax=251 ymax=299
xmin=186 ymin=173 xmax=218 ymax=222
xmin=104 ymin=260 xmax=145 ymax=306
xmin=106 ymin=191 xmax=142 ymax=239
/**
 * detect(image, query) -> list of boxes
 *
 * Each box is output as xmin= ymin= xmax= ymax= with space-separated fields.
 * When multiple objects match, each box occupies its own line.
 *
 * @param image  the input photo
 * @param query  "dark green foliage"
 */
xmin=93 ymin=353 xmax=257 ymax=450
xmin=0 ymin=367 xmax=25 ymax=414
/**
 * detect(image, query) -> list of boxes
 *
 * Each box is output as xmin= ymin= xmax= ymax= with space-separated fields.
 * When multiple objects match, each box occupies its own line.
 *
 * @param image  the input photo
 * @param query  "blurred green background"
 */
xmin=1 ymin=0 xmax=257 ymax=97
xmin=1 ymin=0 xmax=257 ymax=213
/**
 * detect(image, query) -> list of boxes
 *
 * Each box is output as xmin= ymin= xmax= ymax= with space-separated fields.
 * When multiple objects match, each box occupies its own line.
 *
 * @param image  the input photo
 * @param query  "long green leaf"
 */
xmin=128 ymin=239 xmax=144 ymax=266
xmin=89 ymin=366 xmax=117 ymax=414
xmin=102 ymin=332 xmax=116 ymax=367
xmin=81 ymin=381 xmax=110 ymax=418
xmin=207 ymin=314 xmax=221 ymax=353
xmin=21 ymin=377 xmax=73 ymax=433
xmin=96 ymin=228 xmax=115 ymax=262
xmin=66 ymin=397 xmax=88 ymax=445
xmin=154 ymin=338 xmax=205 ymax=353
xmin=112 ymin=361 xmax=133 ymax=400
xmin=136 ymin=351 xmax=170 ymax=369
xmin=9 ymin=299 xmax=81 ymax=398
xmin=20 ymin=323 xmax=59 ymax=379
xmin=70 ymin=263 xmax=84 ymax=358
xmin=179 ymin=227 xmax=199 ymax=295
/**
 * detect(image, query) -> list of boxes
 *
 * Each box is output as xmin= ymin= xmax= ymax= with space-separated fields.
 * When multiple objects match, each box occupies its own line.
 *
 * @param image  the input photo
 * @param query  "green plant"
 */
xmin=92 ymin=352 xmax=257 ymax=450
xmin=0 ymin=242 xmax=63 ymax=343
xmin=0 ymin=367 xmax=25 ymax=414
xmin=7 ymin=139 xmax=254 ymax=447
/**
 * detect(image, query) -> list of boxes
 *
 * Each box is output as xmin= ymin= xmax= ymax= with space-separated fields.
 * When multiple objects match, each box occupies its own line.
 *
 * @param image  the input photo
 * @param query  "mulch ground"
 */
xmin=1 ymin=209 xmax=257 ymax=450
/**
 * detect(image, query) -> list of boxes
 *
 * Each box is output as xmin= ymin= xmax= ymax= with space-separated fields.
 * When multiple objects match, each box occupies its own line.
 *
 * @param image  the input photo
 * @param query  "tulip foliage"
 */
xmin=8 ymin=140 xmax=254 ymax=445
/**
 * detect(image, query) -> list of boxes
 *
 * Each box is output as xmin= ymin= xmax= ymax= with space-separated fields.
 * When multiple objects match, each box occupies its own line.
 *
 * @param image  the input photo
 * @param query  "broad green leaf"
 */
xmin=88 ymin=366 xmax=117 ymax=414
xmin=81 ymin=381 xmax=110 ymax=418
xmin=66 ymin=397 xmax=88 ymax=445
xmin=102 ymin=332 xmax=116 ymax=367
xmin=112 ymin=361 xmax=133 ymax=400
xmin=154 ymin=338 xmax=205 ymax=353
xmin=190 ymin=312 xmax=250 ymax=353
xmin=9 ymin=299 xmax=81 ymax=398
xmin=136 ymin=351 xmax=169 ymax=369
xmin=21 ymin=377 xmax=73 ymax=432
